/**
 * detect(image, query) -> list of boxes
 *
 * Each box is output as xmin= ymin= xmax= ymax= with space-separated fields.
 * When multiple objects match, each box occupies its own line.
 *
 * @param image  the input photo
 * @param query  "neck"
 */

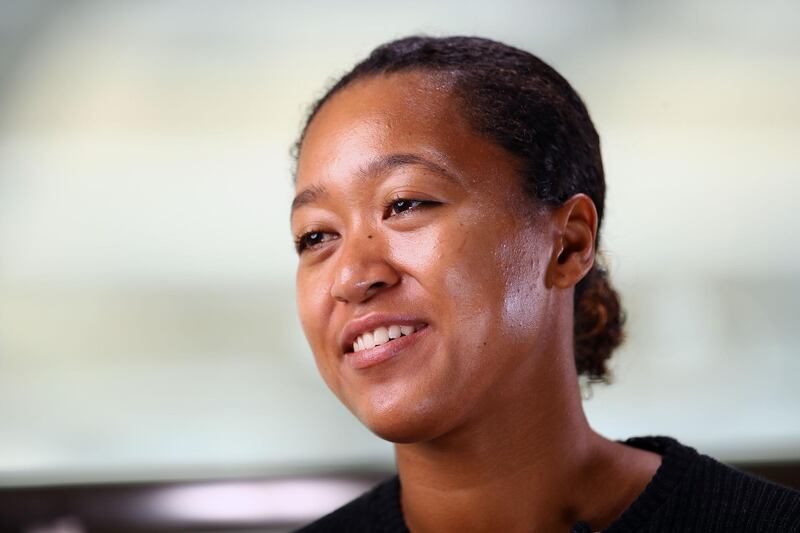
xmin=394 ymin=347 xmax=654 ymax=533
xmin=395 ymin=358 xmax=588 ymax=531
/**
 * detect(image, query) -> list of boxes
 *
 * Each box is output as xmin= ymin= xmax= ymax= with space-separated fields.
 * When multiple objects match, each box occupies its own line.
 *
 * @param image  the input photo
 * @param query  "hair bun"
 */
xmin=573 ymin=257 xmax=625 ymax=383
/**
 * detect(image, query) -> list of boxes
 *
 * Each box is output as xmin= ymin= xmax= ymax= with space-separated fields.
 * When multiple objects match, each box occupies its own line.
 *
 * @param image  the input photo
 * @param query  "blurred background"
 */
xmin=0 ymin=0 xmax=798 ymax=531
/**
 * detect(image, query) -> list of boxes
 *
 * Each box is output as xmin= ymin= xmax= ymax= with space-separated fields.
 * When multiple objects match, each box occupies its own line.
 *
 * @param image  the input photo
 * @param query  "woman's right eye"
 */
xmin=295 ymin=231 xmax=337 ymax=254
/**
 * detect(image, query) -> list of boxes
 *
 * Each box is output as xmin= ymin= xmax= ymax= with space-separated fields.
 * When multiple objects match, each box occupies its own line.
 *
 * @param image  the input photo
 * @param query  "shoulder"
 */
xmin=612 ymin=435 xmax=800 ymax=532
xmin=292 ymin=475 xmax=406 ymax=533
xmin=681 ymin=450 xmax=800 ymax=530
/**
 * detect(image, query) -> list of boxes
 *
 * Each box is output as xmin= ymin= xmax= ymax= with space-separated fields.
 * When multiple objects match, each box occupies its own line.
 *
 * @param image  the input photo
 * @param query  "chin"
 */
xmin=367 ymin=420 xmax=434 ymax=444
xmin=355 ymin=395 xmax=450 ymax=444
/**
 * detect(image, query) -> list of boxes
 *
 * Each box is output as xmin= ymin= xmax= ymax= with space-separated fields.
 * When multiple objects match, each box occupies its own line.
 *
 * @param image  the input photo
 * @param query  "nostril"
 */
xmin=365 ymin=281 xmax=389 ymax=297
xmin=370 ymin=281 xmax=387 ymax=289
xmin=330 ymin=259 xmax=401 ymax=303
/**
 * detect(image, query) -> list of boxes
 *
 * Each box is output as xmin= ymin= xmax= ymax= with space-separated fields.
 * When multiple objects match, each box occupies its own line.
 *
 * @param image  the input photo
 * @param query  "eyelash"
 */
xmin=294 ymin=197 xmax=438 ymax=254
xmin=383 ymin=197 xmax=431 ymax=216
xmin=294 ymin=230 xmax=332 ymax=254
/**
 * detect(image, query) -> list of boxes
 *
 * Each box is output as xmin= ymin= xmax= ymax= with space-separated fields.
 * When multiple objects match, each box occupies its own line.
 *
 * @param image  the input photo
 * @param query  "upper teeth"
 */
xmin=353 ymin=325 xmax=421 ymax=352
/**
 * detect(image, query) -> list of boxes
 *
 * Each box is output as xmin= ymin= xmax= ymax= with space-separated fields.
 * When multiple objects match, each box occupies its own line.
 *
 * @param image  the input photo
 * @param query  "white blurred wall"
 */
xmin=0 ymin=0 xmax=798 ymax=485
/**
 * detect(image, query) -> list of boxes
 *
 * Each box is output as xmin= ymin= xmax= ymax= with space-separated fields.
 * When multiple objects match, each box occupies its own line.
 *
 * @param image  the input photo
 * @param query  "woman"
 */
xmin=288 ymin=36 xmax=800 ymax=532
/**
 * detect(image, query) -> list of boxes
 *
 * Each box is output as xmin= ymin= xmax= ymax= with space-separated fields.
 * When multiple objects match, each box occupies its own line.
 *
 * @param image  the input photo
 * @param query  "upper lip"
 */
xmin=340 ymin=312 xmax=429 ymax=354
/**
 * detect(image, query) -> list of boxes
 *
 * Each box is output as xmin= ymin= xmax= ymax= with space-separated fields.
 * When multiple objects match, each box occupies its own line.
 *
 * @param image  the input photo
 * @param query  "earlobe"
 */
xmin=546 ymin=194 xmax=598 ymax=290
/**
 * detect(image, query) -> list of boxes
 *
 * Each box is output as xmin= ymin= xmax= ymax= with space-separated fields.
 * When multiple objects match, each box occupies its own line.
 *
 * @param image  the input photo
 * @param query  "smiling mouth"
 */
xmin=348 ymin=323 xmax=427 ymax=354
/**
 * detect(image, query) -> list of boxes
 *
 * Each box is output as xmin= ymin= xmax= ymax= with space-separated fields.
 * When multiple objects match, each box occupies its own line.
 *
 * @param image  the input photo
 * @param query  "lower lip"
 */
xmin=344 ymin=325 xmax=430 ymax=370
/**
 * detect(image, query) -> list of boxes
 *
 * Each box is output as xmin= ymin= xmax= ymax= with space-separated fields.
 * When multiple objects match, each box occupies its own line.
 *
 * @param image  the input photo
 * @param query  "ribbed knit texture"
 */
xmin=294 ymin=435 xmax=800 ymax=532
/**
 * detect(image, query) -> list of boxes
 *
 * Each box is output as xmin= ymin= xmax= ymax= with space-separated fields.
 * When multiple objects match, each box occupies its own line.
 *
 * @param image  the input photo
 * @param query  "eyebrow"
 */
xmin=290 ymin=152 xmax=460 ymax=216
xmin=290 ymin=183 xmax=327 ymax=215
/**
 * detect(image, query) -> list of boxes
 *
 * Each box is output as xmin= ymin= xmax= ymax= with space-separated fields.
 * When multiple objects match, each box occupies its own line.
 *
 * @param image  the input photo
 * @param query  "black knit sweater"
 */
xmin=294 ymin=435 xmax=800 ymax=532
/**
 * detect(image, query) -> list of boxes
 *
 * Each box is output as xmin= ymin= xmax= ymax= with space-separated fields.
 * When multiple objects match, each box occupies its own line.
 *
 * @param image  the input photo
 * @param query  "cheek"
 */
xmin=296 ymin=274 xmax=346 ymax=400
xmin=392 ymin=216 xmax=513 ymax=324
xmin=437 ymin=218 xmax=547 ymax=363
xmin=491 ymin=236 xmax=551 ymax=370
xmin=296 ymin=269 xmax=333 ymax=356
xmin=439 ymin=248 xmax=509 ymax=360
xmin=387 ymin=225 xmax=445 ymax=275
xmin=388 ymin=223 xmax=503 ymax=366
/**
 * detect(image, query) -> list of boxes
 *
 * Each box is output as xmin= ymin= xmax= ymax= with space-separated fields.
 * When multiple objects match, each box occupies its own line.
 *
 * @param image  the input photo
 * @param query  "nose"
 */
xmin=330 ymin=230 xmax=400 ymax=304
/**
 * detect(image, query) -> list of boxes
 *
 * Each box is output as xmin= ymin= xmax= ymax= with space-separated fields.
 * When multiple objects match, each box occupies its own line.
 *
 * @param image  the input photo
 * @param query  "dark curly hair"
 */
xmin=292 ymin=35 xmax=624 ymax=383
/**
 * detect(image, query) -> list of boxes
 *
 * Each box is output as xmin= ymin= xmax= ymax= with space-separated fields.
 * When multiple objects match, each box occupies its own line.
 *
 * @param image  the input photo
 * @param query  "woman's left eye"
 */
xmin=385 ymin=198 xmax=438 ymax=217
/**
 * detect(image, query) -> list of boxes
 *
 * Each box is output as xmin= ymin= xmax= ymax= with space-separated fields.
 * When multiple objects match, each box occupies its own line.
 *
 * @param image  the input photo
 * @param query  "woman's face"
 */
xmin=291 ymin=71 xmax=560 ymax=443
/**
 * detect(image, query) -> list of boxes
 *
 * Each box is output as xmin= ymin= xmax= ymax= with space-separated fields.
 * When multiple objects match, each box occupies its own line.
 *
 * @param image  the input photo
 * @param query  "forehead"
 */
xmin=297 ymin=72 xmax=462 ymax=177
xmin=312 ymin=71 xmax=459 ymax=134
xmin=293 ymin=71 xmax=525 ymax=208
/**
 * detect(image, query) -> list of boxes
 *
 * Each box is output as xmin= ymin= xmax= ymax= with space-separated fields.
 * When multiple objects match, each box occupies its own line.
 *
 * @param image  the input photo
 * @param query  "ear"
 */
xmin=545 ymin=193 xmax=598 ymax=289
